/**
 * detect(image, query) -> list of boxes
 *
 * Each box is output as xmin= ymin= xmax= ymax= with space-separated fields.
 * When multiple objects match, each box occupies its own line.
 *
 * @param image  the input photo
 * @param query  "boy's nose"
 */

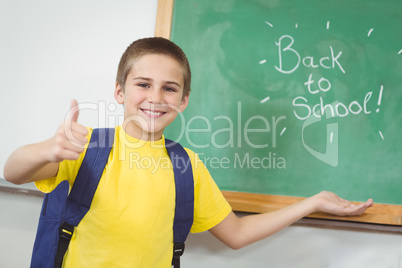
xmin=148 ymin=89 xmax=162 ymax=104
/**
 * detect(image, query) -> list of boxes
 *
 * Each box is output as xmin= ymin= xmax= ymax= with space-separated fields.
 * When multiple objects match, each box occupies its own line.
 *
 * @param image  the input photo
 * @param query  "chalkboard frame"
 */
xmin=154 ymin=0 xmax=402 ymax=226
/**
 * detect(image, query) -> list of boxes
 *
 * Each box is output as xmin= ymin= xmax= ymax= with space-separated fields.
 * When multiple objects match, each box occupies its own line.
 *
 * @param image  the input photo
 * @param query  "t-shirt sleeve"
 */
xmin=186 ymin=149 xmax=232 ymax=233
xmin=35 ymin=128 xmax=92 ymax=193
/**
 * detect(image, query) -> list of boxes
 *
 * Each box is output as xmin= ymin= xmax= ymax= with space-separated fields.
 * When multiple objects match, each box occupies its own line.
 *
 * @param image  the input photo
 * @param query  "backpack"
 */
xmin=30 ymin=128 xmax=194 ymax=268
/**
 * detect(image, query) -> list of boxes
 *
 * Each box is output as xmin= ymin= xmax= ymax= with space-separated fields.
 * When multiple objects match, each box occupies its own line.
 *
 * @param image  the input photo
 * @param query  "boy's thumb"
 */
xmin=68 ymin=99 xmax=79 ymax=123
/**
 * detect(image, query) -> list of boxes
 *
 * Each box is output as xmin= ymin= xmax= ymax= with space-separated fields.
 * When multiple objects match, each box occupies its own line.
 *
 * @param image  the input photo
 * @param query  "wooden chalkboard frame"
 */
xmin=155 ymin=0 xmax=402 ymax=226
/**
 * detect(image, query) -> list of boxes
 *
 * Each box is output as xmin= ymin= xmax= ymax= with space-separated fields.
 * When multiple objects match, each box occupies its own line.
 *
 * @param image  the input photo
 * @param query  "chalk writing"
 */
xmin=292 ymin=93 xmax=373 ymax=120
xmin=265 ymin=21 xmax=273 ymax=27
xmin=258 ymin=19 xmax=389 ymax=166
xmin=379 ymin=131 xmax=384 ymax=140
xmin=270 ymin=33 xmax=383 ymax=123
xmin=377 ymin=85 xmax=384 ymax=112
xmin=260 ymin=96 xmax=270 ymax=103
xmin=275 ymin=35 xmax=346 ymax=74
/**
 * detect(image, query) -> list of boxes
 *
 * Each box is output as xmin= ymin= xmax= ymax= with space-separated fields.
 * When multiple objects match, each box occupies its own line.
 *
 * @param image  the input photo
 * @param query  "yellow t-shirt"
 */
xmin=35 ymin=126 xmax=231 ymax=267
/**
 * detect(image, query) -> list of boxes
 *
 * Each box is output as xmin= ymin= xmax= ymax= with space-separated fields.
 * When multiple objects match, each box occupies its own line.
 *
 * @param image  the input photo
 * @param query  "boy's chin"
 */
xmin=140 ymin=129 xmax=165 ymax=140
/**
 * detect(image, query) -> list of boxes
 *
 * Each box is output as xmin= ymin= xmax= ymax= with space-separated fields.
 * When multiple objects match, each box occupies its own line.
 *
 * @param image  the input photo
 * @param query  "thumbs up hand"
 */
xmin=69 ymin=99 xmax=80 ymax=123
xmin=46 ymin=100 xmax=89 ymax=162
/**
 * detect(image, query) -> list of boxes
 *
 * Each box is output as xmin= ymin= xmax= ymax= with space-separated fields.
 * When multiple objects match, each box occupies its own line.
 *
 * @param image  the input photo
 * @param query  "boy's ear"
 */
xmin=179 ymin=94 xmax=189 ymax=112
xmin=114 ymin=83 xmax=124 ymax=104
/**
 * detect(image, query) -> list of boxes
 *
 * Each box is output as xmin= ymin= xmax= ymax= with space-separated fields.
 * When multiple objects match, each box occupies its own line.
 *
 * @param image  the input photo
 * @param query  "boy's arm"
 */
xmin=4 ymin=100 xmax=88 ymax=185
xmin=209 ymin=191 xmax=373 ymax=250
xmin=4 ymin=142 xmax=60 ymax=185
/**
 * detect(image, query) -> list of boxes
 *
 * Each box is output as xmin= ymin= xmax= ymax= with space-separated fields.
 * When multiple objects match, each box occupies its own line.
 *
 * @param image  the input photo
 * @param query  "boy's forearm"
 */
xmin=210 ymin=192 xmax=372 ymax=250
xmin=4 ymin=140 xmax=57 ymax=185
xmin=211 ymin=198 xmax=315 ymax=250
xmin=235 ymin=197 xmax=315 ymax=248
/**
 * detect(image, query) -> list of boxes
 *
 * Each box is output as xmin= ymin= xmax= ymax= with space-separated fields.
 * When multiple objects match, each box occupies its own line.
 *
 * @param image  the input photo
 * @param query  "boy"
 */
xmin=4 ymin=37 xmax=373 ymax=267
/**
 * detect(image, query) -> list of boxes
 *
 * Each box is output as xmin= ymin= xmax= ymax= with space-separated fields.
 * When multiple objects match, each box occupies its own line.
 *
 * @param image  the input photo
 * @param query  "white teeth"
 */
xmin=144 ymin=110 xmax=163 ymax=116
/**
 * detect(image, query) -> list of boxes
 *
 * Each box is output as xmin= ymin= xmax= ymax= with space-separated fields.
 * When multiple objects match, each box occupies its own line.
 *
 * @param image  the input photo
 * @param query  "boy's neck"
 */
xmin=121 ymin=123 xmax=163 ymax=142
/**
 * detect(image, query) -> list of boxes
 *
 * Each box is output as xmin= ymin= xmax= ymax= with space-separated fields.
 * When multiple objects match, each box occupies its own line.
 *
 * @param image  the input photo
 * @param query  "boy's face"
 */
xmin=114 ymin=54 xmax=189 ymax=141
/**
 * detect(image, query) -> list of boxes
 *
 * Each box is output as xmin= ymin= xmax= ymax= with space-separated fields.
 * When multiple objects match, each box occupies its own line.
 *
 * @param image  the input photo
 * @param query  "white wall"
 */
xmin=1 ymin=1 xmax=401 ymax=267
xmin=184 ymin=222 xmax=402 ymax=268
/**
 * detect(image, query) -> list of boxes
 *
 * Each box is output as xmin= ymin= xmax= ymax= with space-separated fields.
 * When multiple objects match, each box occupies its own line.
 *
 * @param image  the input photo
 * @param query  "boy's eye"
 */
xmin=164 ymin=87 xmax=176 ymax=92
xmin=138 ymin=83 xmax=149 ymax=88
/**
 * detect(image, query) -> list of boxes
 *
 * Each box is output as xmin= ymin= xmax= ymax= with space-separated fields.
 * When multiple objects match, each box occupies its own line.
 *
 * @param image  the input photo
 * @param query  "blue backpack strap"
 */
xmin=54 ymin=128 xmax=114 ymax=268
xmin=165 ymin=139 xmax=194 ymax=268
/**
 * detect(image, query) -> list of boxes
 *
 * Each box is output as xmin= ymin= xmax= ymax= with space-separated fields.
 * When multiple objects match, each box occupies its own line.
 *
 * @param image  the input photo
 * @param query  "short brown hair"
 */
xmin=116 ymin=37 xmax=191 ymax=97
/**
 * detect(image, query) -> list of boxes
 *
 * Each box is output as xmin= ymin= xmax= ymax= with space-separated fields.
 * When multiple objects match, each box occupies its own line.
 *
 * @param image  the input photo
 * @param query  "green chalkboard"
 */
xmin=164 ymin=0 xmax=402 ymax=205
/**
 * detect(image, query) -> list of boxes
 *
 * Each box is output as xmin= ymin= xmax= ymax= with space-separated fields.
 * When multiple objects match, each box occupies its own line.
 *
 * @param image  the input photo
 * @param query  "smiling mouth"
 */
xmin=141 ymin=109 xmax=166 ymax=118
